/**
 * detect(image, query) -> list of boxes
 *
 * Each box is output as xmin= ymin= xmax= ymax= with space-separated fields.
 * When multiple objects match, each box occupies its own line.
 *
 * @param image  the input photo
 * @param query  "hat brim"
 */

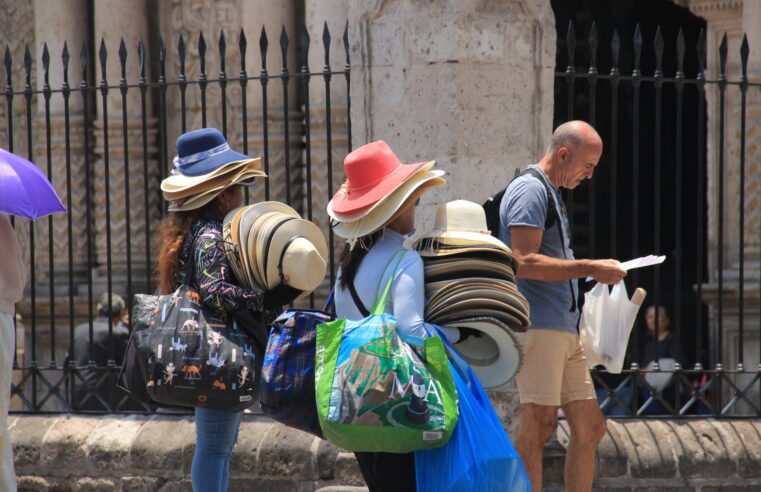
xmin=426 ymin=288 xmax=529 ymax=326
xmin=222 ymin=207 xmax=248 ymax=286
xmin=425 ymin=277 xmax=529 ymax=312
xmin=329 ymin=160 xmax=433 ymax=215
xmin=440 ymin=317 xmax=524 ymax=388
xmin=161 ymin=158 xmax=264 ymax=191
xmin=244 ymin=212 xmax=291 ymax=289
xmin=416 ymin=231 xmax=511 ymax=254
xmin=328 ymin=161 xmax=435 ymax=221
xmin=165 ymin=175 xmax=259 ymax=212
xmin=174 ymin=148 xmax=254 ymax=177
xmin=163 ymin=166 xmax=265 ymax=201
xmin=331 ymin=171 xmax=447 ymax=240
xmin=423 ymin=258 xmax=515 ymax=283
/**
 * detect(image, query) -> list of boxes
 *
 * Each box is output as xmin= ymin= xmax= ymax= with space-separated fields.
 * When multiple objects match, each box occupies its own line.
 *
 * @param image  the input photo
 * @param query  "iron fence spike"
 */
xmin=719 ymin=32 xmax=728 ymax=76
xmin=323 ymin=21 xmax=331 ymax=67
xmin=588 ymin=21 xmax=598 ymax=73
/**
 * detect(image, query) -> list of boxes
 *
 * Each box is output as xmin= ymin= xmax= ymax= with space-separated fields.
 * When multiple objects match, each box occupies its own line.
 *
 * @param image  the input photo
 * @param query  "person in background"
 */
xmin=640 ymin=305 xmax=684 ymax=415
xmin=0 ymin=213 xmax=25 ymax=491
xmin=71 ymin=292 xmax=135 ymax=411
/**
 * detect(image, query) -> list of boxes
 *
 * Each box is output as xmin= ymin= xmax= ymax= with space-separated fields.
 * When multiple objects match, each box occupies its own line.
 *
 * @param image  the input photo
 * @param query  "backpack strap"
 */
xmin=515 ymin=167 xmax=577 ymax=313
xmin=348 ymin=280 xmax=370 ymax=317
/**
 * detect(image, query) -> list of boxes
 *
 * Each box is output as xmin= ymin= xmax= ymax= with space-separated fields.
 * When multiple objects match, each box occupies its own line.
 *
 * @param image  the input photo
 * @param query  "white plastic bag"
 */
xmin=579 ymin=281 xmax=646 ymax=374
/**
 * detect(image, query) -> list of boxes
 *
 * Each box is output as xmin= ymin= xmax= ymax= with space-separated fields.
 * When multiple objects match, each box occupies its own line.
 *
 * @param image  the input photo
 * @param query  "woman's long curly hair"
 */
xmin=155 ymin=195 xmax=231 ymax=294
xmin=155 ymin=209 xmax=202 ymax=294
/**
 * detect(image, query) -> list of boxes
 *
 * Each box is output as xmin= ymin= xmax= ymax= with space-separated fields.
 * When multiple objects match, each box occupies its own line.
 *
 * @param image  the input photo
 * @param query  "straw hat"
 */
xmin=259 ymin=217 xmax=328 ymax=291
xmin=161 ymin=128 xmax=266 ymax=211
xmin=329 ymin=140 xmax=433 ymax=215
xmin=415 ymin=200 xmax=511 ymax=253
xmin=221 ymin=201 xmax=328 ymax=296
xmin=440 ymin=317 xmax=524 ymax=388
xmin=330 ymin=170 xmax=447 ymax=239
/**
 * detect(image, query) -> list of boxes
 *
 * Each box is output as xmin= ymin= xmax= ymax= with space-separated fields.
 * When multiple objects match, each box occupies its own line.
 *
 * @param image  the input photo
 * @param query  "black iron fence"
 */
xmin=4 ymin=17 xmax=761 ymax=419
xmin=557 ymin=19 xmax=761 ymax=417
xmin=2 ymin=23 xmax=350 ymax=413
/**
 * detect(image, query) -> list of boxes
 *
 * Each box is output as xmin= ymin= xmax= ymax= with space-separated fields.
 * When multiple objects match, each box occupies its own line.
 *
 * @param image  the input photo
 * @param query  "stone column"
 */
xmin=92 ymin=0 xmax=159 ymax=296
xmin=304 ymin=0 xmax=350 ymax=303
xmin=347 ymin=0 xmax=556 ymax=433
xmin=690 ymin=0 xmax=761 ymax=413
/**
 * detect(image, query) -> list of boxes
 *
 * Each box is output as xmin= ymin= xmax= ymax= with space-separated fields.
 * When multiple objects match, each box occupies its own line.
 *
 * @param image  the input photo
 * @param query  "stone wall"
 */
xmin=11 ymin=414 xmax=761 ymax=491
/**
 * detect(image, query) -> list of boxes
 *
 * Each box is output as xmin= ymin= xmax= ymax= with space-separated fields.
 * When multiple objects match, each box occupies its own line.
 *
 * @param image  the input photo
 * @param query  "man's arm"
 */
xmin=510 ymin=225 xmax=626 ymax=285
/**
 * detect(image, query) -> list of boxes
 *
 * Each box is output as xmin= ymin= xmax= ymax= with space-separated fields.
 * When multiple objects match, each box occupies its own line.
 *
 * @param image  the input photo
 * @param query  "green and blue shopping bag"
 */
xmin=315 ymin=251 xmax=458 ymax=452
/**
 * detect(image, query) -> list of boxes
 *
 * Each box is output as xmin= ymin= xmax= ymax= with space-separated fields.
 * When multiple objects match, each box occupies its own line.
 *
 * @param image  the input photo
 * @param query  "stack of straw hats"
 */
xmin=161 ymin=128 xmax=267 ymax=212
xmin=327 ymin=140 xmax=447 ymax=242
xmin=223 ymin=202 xmax=328 ymax=299
xmin=414 ymin=200 xmax=529 ymax=388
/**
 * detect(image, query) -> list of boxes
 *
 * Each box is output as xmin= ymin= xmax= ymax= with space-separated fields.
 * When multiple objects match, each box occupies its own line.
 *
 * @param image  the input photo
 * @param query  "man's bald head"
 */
xmin=547 ymin=120 xmax=602 ymax=159
xmin=542 ymin=120 xmax=603 ymax=189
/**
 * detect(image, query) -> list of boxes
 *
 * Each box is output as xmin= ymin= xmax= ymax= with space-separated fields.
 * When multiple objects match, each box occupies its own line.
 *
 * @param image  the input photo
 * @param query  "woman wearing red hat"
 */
xmin=156 ymin=128 xmax=301 ymax=492
xmin=328 ymin=140 xmax=457 ymax=491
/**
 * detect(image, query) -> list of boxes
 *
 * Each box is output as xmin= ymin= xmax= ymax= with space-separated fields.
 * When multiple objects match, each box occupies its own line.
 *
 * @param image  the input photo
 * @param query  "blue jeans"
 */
xmin=191 ymin=407 xmax=244 ymax=492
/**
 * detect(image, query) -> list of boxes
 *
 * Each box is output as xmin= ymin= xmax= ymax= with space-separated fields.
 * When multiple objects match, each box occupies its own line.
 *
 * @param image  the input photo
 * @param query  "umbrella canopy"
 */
xmin=0 ymin=148 xmax=65 ymax=220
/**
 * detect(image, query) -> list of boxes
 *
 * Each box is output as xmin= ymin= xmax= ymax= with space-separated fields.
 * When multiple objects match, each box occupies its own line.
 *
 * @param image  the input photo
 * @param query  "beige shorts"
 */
xmin=515 ymin=328 xmax=596 ymax=407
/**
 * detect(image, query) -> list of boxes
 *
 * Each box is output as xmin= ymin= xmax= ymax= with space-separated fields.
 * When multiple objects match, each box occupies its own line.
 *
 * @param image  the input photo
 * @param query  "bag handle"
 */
xmin=370 ymin=250 xmax=408 ymax=316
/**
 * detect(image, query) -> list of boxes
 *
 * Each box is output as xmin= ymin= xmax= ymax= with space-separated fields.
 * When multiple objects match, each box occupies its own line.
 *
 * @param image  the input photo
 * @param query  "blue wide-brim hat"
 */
xmin=173 ymin=127 xmax=251 ymax=177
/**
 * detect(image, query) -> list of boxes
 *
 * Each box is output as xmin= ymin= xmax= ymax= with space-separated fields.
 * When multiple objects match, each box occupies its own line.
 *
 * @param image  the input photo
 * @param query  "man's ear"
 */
xmin=557 ymin=147 xmax=570 ymax=162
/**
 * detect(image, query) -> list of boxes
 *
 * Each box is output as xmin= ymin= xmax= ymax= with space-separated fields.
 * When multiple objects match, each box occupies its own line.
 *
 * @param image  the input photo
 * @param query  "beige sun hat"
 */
xmin=238 ymin=203 xmax=300 ymax=288
xmin=415 ymin=199 xmax=511 ymax=253
xmin=440 ymin=316 xmax=524 ymax=388
xmin=260 ymin=218 xmax=328 ymax=293
xmin=330 ymin=170 xmax=447 ymax=241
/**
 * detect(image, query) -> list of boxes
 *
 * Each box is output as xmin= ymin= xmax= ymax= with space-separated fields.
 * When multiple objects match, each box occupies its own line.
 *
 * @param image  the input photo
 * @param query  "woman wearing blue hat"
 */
xmin=156 ymin=128 xmax=301 ymax=491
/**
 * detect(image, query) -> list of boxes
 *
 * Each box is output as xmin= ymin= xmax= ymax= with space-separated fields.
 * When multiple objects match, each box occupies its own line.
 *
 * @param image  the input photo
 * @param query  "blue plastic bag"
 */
xmin=414 ymin=329 xmax=531 ymax=492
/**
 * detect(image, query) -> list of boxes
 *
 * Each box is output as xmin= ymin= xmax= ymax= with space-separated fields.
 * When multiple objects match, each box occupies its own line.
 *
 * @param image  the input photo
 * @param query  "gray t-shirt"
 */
xmin=498 ymin=164 xmax=579 ymax=333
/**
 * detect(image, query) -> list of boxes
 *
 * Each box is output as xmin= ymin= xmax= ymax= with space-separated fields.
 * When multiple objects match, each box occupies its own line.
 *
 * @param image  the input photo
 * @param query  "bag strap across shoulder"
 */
xmin=370 ymin=250 xmax=409 ymax=316
xmin=348 ymin=281 xmax=370 ymax=317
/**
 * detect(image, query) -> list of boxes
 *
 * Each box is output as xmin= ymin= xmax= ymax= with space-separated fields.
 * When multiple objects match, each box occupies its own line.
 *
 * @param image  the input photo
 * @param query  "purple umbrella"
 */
xmin=0 ymin=147 xmax=66 ymax=221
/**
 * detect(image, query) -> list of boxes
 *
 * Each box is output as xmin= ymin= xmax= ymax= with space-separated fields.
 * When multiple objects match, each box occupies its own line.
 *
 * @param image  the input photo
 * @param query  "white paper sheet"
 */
xmin=585 ymin=255 xmax=665 ymax=282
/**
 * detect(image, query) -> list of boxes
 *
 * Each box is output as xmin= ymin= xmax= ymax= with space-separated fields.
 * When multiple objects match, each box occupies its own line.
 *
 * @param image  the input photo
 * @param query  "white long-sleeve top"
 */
xmin=334 ymin=229 xmax=457 ymax=346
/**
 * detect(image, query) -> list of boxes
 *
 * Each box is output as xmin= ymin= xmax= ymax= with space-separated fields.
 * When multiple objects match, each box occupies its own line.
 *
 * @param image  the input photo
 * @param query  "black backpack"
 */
xmin=482 ymin=167 xmax=576 ymax=312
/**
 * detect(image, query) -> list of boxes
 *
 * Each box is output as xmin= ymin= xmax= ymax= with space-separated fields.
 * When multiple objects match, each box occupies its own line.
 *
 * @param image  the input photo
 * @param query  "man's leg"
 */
xmin=0 ymin=313 xmax=17 ymax=491
xmin=562 ymin=399 xmax=606 ymax=492
xmin=560 ymin=335 xmax=607 ymax=492
xmin=515 ymin=403 xmax=558 ymax=490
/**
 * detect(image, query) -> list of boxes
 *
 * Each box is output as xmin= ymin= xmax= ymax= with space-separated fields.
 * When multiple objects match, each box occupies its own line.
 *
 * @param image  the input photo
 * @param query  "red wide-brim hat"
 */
xmin=329 ymin=140 xmax=431 ymax=215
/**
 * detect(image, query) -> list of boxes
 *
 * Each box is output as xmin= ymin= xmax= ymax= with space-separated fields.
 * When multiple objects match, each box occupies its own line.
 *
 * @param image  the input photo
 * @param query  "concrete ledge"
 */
xmin=11 ymin=414 xmax=366 ymax=492
xmin=10 ymin=415 xmax=761 ymax=491
xmin=549 ymin=419 xmax=761 ymax=491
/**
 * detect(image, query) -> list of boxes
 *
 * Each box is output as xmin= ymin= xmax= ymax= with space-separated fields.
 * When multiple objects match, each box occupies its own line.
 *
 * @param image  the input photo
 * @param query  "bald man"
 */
xmin=499 ymin=121 xmax=626 ymax=491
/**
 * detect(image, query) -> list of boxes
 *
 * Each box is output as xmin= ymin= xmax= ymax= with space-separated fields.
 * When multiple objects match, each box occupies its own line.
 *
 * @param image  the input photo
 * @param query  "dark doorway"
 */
xmin=550 ymin=0 xmax=707 ymax=369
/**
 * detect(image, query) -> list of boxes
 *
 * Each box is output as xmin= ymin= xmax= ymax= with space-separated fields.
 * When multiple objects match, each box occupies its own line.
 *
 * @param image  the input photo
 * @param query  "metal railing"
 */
xmin=557 ymin=20 xmax=761 ymax=417
xmin=2 ymin=22 xmax=350 ymax=413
